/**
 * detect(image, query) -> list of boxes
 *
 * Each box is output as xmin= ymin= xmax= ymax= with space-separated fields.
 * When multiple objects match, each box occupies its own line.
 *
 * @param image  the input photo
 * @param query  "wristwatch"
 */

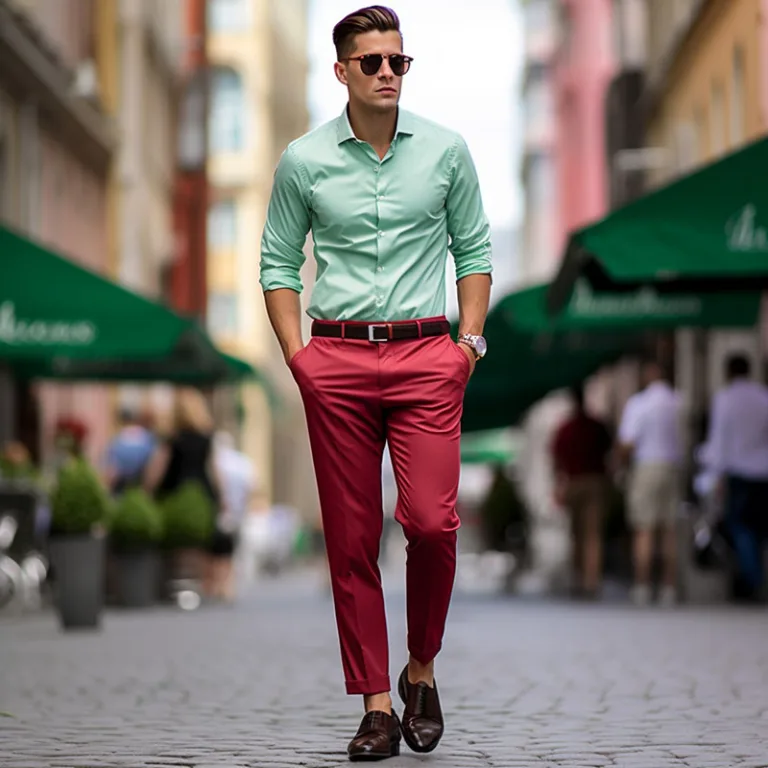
xmin=457 ymin=333 xmax=487 ymax=360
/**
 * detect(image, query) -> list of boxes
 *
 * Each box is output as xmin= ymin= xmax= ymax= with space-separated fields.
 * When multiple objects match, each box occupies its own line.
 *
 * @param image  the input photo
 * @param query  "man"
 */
xmin=259 ymin=6 xmax=491 ymax=761
xmin=618 ymin=360 xmax=683 ymax=606
xmin=551 ymin=386 xmax=612 ymax=599
xmin=707 ymin=354 xmax=768 ymax=602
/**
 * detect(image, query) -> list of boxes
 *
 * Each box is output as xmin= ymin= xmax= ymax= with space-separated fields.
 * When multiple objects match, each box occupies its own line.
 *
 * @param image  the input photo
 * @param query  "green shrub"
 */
xmin=50 ymin=458 xmax=110 ymax=536
xmin=109 ymin=488 xmax=164 ymax=551
xmin=159 ymin=481 xmax=214 ymax=549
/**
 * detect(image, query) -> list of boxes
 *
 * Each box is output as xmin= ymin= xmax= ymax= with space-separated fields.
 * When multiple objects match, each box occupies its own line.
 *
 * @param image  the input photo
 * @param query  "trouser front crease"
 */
xmin=290 ymin=331 xmax=469 ymax=695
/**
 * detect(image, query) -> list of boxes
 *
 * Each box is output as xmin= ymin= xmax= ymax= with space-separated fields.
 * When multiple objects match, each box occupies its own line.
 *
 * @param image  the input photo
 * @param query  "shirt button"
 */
xmin=378 ymin=231 xmax=384 ymax=238
xmin=377 ymin=195 xmax=383 ymax=200
xmin=374 ymin=167 xmax=380 ymax=173
xmin=377 ymin=266 xmax=383 ymax=272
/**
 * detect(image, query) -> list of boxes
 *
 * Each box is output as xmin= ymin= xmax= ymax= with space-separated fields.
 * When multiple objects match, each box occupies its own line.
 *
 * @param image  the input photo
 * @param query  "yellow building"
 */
xmin=206 ymin=0 xmax=314 ymax=511
xmin=643 ymin=0 xmax=768 ymax=412
xmin=645 ymin=0 xmax=764 ymax=174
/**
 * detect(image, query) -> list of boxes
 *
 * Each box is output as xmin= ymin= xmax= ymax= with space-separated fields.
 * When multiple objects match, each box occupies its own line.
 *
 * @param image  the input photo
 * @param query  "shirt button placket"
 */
xmin=375 ymin=162 xmax=384 ymax=310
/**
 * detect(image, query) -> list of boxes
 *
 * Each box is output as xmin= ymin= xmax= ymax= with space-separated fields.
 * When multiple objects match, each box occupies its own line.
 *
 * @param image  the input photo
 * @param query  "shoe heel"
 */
xmin=391 ymin=741 xmax=400 ymax=757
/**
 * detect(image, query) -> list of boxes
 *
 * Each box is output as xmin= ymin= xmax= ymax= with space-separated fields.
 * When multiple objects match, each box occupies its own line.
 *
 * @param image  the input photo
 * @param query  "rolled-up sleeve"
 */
xmin=446 ymin=137 xmax=492 ymax=281
xmin=259 ymin=145 xmax=311 ymax=294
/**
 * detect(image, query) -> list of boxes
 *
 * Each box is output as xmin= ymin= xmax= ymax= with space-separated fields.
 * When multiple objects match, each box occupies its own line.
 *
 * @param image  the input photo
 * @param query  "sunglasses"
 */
xmin=341 ymin=53 xmax=414 ymax=77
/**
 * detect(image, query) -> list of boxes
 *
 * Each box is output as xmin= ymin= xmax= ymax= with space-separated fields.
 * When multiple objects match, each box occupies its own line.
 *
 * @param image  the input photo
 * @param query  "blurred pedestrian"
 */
xmin=144 ymin=388 xmax=226 ymax=599
xmin=618 ymin=360 xmax=683 ymax=606
xmin=706 ymin=353 xmax=768 ymax=602
xmin=259 ymin=5 xmax=492 ymax=760
xmin=551 ymin=385 xmax=612 ymax=599
xmin=103 ymin=407 xmax=157 ymax=495
xmin=213 ymin=430 xmax=256 ymax=600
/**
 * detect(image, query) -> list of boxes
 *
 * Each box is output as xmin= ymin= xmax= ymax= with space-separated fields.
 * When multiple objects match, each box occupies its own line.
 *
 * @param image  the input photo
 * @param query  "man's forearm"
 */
xmin=263 ymin=288 xmax=304 ymax=363
xmin=456 ymin=273 xmax=491 ymax=335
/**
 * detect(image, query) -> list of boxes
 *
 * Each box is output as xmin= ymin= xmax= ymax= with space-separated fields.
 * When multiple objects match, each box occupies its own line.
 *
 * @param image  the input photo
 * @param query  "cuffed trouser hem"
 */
xmin=345 ymin=675 xmax=392 ymax=696
xmin=407 ymin=647 xmax=440 ymax=667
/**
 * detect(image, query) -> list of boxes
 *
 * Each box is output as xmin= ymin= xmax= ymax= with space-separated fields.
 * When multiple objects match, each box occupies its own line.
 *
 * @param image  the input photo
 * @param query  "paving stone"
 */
xmin=1 ymin=568 xmax=768 ymax=767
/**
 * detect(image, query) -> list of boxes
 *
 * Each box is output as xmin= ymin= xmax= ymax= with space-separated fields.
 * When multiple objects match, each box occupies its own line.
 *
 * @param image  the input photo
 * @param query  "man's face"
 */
xmin=334 ymin=30 xmax=405 ymax=112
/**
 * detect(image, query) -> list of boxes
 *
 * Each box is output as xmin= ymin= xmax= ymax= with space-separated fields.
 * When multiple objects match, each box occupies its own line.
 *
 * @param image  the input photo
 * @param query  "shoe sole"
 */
xmin=397 ymin=671 xmax=444 ymax=754
xmin=348 ymin=740 xmax=400 ymax=761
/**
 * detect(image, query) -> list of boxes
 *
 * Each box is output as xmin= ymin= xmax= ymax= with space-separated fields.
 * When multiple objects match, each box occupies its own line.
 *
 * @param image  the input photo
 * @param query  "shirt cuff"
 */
xmin=259 ymin=266 xmax=303 ymax=294
xmin=455 ymin=260 xmax=493 ymax=282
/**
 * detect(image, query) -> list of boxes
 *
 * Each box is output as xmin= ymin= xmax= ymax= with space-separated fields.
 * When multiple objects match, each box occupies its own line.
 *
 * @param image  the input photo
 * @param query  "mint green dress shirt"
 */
xmin=259 ymin=107 xmax=493 ymax=321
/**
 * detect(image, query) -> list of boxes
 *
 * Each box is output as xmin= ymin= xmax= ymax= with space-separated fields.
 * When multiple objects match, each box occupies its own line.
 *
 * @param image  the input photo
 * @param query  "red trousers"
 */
xmin=290 ymin=318 xmax=470 ymax=695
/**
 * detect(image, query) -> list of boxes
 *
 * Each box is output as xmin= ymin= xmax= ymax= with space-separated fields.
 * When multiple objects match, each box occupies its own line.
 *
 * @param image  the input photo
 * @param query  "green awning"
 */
xmin=509 ymin=282 xmax=761 ymax=332
xmin=453 ymin=302 xmax=639 ymax=434
xmin=548 ymin=136 xmax=768 ymax=313
xmin=455 ymin=274 xmax=759 ymax=434
xmin=0 ymin=225 xmax=257 ymax=384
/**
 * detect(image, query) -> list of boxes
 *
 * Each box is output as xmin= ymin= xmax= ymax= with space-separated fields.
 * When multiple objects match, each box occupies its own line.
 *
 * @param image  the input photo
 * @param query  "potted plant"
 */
xmin=48 ymin=458 xmax=110 ymax=629
xmin=159 ymin=481 xmax=214 ymax=600
xmin=109 ymin=489 xmax=164 ymax=608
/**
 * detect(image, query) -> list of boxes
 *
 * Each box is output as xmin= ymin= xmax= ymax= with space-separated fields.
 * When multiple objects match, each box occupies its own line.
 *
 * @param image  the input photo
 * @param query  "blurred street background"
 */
xmin=2 ymin=0 xmax=768 ymax=766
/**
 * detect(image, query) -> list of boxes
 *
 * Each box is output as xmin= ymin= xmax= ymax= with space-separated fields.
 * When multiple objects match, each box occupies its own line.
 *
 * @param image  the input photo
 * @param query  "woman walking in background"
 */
xmin=145 ymin=388 xmax=230 ymax=600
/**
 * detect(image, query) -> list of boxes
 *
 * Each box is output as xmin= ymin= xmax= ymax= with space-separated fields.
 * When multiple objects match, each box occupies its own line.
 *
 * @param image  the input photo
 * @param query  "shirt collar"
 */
xmin=336 ymin=105 xmax=415 ymax=145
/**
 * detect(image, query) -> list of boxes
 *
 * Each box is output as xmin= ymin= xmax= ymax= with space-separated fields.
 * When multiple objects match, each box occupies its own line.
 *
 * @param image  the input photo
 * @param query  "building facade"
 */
xmin=519 ymin=0 xmax=559 ymax=283
xmin=206 ymin=0 xmax=313 ymax=511
xmin=553 ymin=0 xmax=615 ymax=253
xmin=0 ymin=0 xmax=115 ymax=463
xmin=171 ymin=0 xmax=209 ymax=321
xmin=642 ymin=0 xmax=768 ymax=443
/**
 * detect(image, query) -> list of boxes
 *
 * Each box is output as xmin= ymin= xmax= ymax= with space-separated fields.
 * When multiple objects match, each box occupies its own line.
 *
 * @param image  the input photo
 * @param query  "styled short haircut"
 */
xmin=333 ymin=6 xmax=401 ymax=60
xmin=726 ymin=353 xmax=751 ymax=379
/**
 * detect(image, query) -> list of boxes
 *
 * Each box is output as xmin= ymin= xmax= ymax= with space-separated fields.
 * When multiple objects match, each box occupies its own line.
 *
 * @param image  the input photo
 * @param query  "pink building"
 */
xmin=553 ymin=0 xmax=615 ymax=253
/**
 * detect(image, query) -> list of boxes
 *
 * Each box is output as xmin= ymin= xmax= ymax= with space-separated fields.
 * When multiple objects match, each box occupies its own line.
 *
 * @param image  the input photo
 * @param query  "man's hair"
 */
xmin=642 ymin=357 xmax=670 ymax=382
xmin=333 ymin=6 xmax=401 ymax=60
xmin=726 ymin=353 xmax=751 ymax=379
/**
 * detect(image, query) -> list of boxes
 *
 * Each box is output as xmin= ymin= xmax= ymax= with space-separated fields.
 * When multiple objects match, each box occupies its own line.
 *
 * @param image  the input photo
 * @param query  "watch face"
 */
xmin=474 ymin=336 xmax=488 ymax=357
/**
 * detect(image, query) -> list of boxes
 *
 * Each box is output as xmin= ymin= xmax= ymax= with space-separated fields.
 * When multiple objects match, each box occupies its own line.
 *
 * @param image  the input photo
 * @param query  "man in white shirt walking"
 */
xmin=707 ymin=354 xmax=768 ymax=602
xmin=618 ymin=360 xmax=683 ymax=605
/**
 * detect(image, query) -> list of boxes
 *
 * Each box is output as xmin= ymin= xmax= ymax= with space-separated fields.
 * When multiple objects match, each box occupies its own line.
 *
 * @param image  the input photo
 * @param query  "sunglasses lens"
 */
xmin=390 ymin=55 xmax=407 ymax=76
xmin=360 ymin=54 xmax=383 ymax=75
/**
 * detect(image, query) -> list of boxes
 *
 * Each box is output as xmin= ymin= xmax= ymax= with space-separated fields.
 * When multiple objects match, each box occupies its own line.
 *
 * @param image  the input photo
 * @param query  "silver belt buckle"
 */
xmin=368 ymin=324 xmax=389 ymax=342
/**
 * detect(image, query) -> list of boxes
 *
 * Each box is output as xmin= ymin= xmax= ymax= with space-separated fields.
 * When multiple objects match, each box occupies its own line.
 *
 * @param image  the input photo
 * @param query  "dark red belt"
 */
xmin=311 ymin=318 xmax=451 ymax=343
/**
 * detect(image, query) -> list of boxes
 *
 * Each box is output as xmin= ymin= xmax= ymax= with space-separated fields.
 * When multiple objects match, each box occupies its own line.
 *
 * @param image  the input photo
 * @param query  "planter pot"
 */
xmin=115 ymin=550 xmax=159 ymax=608
xmin=48 ymin=533 xmax=105 ymax=629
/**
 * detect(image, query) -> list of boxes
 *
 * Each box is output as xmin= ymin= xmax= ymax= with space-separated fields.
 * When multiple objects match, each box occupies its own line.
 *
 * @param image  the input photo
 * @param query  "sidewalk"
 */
xmin=1 ymin=564 xmax=768 ymax=768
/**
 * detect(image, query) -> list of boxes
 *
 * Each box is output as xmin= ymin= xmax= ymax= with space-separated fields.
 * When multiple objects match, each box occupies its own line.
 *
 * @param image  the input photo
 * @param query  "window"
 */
xmin=209 ymin=67 xmax=246 ymax=153
xmin=710 ymin=81 xmax=725 ymax=157
xmin=207 ymin=0 xmax=248 ymax=32
xmin=674 ymin=120 xmax=696 ymax=176
xmin=207 ymin=292 xmax=239 ymax=335
xmin=207 ymin=200 xmax=237 ymax=249
xmin=731 ymin=45 xmax=745 ymax=148
xmin=694 ymin=106 xmax=706 ymax=162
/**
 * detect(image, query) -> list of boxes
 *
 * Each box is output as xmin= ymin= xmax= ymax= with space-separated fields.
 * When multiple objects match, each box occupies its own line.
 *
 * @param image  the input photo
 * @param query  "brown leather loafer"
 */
xmin=397 ymin=665 xmax=444 ymax=753
xmin=347 ymin=710 xmax=401 ymax=762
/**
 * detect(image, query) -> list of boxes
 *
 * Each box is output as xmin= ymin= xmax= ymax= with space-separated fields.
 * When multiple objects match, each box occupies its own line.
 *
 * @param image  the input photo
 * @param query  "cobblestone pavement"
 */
xmin=2 ymin=566 xmax=768 ymax=768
